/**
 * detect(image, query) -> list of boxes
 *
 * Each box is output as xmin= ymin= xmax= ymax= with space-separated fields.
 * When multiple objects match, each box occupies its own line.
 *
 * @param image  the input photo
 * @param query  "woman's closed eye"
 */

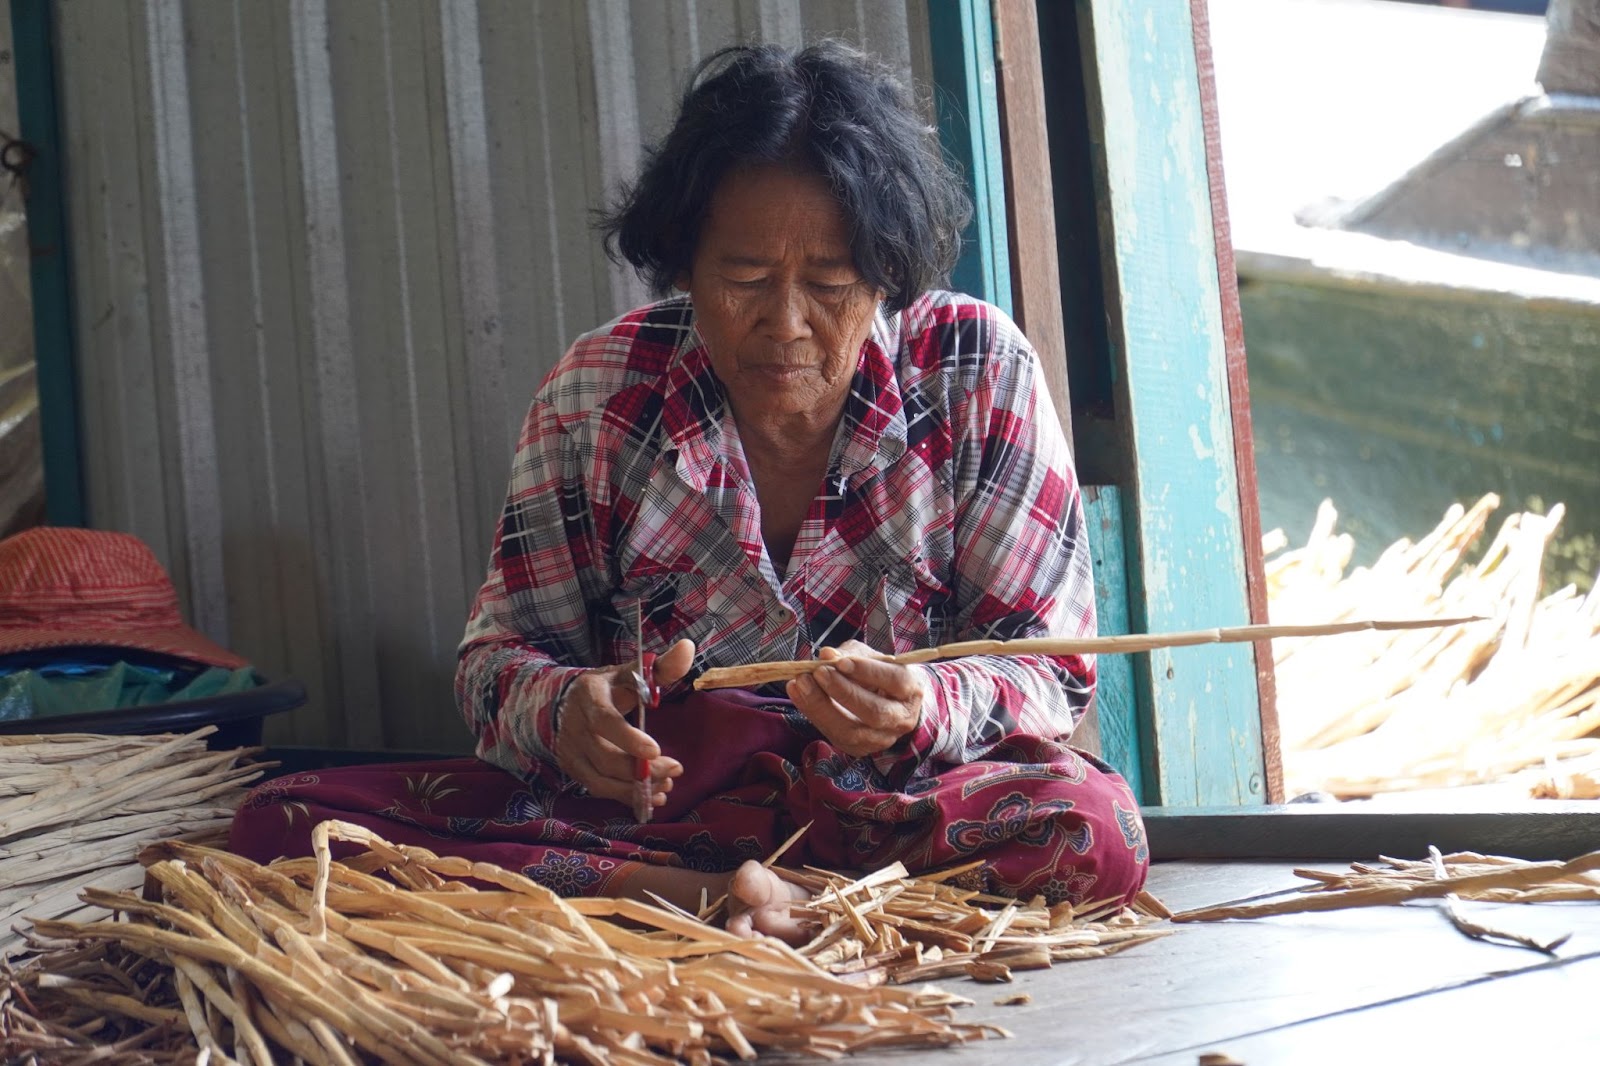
xmin=809 ymin=279 xmax=864 ymax=300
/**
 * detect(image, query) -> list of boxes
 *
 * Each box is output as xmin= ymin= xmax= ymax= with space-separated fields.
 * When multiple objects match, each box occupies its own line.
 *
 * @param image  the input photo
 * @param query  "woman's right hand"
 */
xmin=554 ymin=638 xmax=695 ymax=807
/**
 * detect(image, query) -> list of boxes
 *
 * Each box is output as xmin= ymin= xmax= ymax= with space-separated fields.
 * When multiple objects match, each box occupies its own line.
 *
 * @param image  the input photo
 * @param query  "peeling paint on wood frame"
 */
xmin=1078 ymin=0 xmax=1264 ymax=806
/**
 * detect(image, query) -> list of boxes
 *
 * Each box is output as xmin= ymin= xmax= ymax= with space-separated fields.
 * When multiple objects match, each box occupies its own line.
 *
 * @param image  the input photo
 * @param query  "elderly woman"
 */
xmin=233 ymin=41 xmax=1146 ymax=940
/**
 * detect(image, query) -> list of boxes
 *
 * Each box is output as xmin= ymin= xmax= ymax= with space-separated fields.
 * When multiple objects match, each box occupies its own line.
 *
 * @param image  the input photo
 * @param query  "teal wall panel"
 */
xmin=1083 ymin=485 xmax=1144 ymax=801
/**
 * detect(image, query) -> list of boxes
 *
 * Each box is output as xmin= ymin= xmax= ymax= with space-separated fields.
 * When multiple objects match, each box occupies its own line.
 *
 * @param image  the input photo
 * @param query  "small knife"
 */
xmin=631 ymin=602 xmax=659 ymax=823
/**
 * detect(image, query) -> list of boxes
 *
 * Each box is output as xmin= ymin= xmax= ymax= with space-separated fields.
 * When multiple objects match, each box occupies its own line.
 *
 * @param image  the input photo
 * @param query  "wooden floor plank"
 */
xmin=1157 ymin=951 xmax=1600 ymax=1065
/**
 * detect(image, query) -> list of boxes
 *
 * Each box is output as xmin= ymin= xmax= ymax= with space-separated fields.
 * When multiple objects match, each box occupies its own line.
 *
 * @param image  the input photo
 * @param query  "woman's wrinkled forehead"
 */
xmin=695 ymin=167 xmax=858 ymax=270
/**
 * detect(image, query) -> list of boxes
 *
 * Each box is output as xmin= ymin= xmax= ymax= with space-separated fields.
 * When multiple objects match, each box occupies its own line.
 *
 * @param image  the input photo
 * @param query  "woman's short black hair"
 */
xmin=597 ymin=40 xmax=971 ymax=314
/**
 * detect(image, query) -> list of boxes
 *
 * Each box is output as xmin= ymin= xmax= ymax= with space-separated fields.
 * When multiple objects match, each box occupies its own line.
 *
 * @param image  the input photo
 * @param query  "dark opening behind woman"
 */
xmin=232 ymin=40 xmax=1149 ymax=941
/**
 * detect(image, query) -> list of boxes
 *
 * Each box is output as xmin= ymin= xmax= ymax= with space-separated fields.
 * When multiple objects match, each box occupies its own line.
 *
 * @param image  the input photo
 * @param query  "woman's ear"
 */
xmin=673 ymin=272 xmax=691 ymax=293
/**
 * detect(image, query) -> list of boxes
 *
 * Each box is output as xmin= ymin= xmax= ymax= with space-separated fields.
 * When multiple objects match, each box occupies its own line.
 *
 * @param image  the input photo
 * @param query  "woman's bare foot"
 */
xmin=725 ymin=860 xmax=814 ymax=943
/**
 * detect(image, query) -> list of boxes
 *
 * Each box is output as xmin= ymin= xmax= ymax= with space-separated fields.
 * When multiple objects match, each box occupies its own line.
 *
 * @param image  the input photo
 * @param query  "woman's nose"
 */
xmin=760 ymin=284 xmax=810 ymax=343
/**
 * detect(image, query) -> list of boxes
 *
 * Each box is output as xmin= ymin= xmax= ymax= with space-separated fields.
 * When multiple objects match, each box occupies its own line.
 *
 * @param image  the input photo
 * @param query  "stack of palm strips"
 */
xmin=1265 ymin=495 xmax=1600 ymax=797
xmin=0 ymin=820 xmax=1167 ymax=1066
xmin=0 ymin=727 xmax=265 ymax=961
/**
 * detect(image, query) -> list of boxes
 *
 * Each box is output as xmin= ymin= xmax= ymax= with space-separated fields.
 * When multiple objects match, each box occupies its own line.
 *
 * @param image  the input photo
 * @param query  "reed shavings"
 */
xmin=1173 ymin=846 xmax=1600 ymax=948
xmin=2 ymin=819 xmax=1168 ymax=1064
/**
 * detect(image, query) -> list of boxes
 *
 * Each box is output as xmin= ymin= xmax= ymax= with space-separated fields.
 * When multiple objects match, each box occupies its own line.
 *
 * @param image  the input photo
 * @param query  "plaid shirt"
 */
xmin=457 ymin=291 xmax=1097 ymax=783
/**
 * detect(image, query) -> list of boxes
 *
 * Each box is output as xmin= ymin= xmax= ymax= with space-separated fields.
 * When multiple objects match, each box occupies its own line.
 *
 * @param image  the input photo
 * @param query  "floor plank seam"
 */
xmin=1114 ymin=945 xmax=1600 ymax=1064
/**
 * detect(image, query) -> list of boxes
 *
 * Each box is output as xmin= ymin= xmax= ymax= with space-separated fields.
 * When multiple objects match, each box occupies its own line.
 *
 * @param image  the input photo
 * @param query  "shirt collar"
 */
xmin=660 ymin=327 xmax=725 ymax=493
xmin=834 ymin=306 xmax=907 ymax=480
xmin=660 ymin=304 xmax=907 ymax=491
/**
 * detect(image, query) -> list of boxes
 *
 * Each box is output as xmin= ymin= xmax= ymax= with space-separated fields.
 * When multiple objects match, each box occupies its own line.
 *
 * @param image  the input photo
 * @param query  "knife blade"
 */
xmin=631 ymin=602 xmax=658 ymax=823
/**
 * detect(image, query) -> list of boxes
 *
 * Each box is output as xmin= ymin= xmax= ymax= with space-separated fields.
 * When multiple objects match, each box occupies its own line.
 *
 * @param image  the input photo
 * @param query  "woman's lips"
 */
xmin=747 ymin=364 xmax=812 ymax=380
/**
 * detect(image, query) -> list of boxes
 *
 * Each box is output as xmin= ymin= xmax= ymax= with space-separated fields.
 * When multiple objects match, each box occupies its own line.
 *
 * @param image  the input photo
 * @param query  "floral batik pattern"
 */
xmin=231 ymin=691 xmax=1148 ymax=906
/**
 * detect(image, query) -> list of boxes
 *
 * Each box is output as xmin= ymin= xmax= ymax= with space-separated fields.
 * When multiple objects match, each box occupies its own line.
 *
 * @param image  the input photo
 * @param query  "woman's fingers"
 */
xmin=656 ymin=638 xmax=698 ymax=686
xmin=567 ymin=748 xmax=630 ymax=803
xmin=570 ymin=744 xmax=680 ymax=803
xmin=815 ymin=664 xmax=919 ymax=736
xmin=558 ymin=669 xmax=683 ymax=804
xmin=590 ymin=703 xmax=659 ymax=760
xmin=787 ymin=672 xmax=886 ymax=757
xmin=786 ymin=659 xmax=924 ymax=757
xmin=649 ymin=755 xmax=683 ymax=777
xmin=829 ymin=655 xmax=924 ymax=700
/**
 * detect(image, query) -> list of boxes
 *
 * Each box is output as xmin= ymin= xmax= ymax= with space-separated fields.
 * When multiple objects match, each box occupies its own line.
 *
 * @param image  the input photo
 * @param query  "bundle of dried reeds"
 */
xmin=1 ymin=820 xmax=1167 ymax=1065
xmin=0 ymin=727 xmax=265 ymax=961
xmin=1266 ymin=495 xmax=1600 ymax=797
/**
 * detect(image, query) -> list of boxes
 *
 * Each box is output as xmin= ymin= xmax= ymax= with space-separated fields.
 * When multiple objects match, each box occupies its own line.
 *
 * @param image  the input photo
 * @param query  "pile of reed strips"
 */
xmin=787 ymin=864 xmax=1170 ymax=984
xmin=1266 ymin=495 xmax=1600 ymax=798
xmin=1 ymin=821 xmax=1167 ymax=1065
xmin=0 ymin=727 xmax=265 ymax=961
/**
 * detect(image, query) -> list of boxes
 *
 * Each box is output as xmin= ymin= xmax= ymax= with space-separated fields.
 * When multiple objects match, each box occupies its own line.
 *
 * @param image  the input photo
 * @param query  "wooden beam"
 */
xmin=1187 ymin=0 xmax=1282 ymax=803
xmin=992 ymin=0 xmax=1071 ymax=444
xmin=1145 ymin=804 xmax=1600 ymax=862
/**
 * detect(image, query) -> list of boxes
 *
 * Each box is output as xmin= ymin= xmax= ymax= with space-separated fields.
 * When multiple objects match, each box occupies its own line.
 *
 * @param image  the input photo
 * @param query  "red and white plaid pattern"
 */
xmin=0 ymin=526 xmax=247 ymax=668
xmin=457 ymin=291 xmax=1096 ymax=782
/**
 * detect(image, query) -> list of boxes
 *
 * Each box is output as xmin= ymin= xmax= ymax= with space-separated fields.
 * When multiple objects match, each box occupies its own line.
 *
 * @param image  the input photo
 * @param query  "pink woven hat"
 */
xmin=0 ymin=526 xmax=248 ymax=669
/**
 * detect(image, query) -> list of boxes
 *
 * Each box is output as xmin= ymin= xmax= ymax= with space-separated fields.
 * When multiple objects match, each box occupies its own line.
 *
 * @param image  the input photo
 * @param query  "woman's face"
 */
xmin=679 ymin=166 xmax=883 ymax=431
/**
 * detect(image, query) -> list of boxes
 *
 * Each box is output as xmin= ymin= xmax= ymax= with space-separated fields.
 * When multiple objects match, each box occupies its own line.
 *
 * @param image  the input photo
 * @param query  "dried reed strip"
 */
xmin=0 ymin=744 xmax=253 ymax=796
xmin=1422 ymin=846 xmax=1569 ymax=955
xmin=1173 ymin=848 xmax=1600 ymax=923
xmin=1297 ymin=851 xmax=1600 ymax=893
xmin=694 ymin=617 xmax=1481 ymax=690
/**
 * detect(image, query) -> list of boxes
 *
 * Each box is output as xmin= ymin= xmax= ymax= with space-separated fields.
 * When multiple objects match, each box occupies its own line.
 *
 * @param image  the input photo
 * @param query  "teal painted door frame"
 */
xmin=1076 ymin=0 xmax=1264 ymax=806
xmin=927 ymin=0 xmax=1013 ymax=315
xmin=8 ymin=0 xmax=84 ymax=526
xmin=929 ymin=0 xmax=1265 ymax=806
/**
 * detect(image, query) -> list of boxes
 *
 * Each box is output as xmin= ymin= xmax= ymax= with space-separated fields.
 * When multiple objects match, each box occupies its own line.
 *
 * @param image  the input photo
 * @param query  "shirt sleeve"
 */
xmin=455 ymin=395 xmax=605 ymax=779
xmin=877 ymin=326 xmax=1097 ymax=776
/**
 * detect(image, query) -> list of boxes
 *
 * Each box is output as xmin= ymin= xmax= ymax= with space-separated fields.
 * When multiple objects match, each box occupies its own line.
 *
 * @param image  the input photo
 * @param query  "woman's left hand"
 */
xmin=786 ymin=640 xmax=926 ymax=757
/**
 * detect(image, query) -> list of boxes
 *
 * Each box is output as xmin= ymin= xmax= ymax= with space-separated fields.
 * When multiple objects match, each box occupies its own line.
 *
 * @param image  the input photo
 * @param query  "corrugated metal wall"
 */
xmin=53 ymin=0 xmax=932 ymax=751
